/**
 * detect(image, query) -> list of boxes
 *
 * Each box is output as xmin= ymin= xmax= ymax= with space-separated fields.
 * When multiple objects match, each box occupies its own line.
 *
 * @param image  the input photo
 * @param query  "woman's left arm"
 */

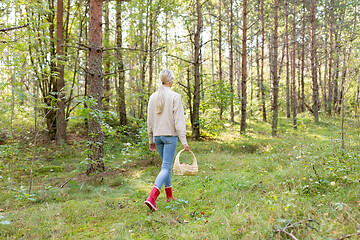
xmin=173 ymin=94 xmax=187 ymax=146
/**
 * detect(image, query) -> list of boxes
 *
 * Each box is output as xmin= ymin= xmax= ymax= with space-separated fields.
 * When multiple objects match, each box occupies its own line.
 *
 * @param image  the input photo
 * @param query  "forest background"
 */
xmin=0 ymin=0 xmax=360 ymax=239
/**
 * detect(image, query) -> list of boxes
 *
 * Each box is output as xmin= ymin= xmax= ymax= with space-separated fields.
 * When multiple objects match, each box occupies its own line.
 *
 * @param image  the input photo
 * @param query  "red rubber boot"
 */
xmin=165 ymin=186 xmax=177 ymax=203
xmin=145 ymin=186 xmax=160 ymax=211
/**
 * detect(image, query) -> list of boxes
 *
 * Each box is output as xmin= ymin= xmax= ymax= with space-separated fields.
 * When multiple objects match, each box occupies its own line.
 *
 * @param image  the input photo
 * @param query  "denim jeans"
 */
xmin=154 ymin=136 xmax=178 ymax=189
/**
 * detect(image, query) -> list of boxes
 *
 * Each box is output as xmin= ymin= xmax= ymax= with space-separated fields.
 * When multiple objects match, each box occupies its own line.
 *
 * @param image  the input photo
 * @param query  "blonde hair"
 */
xmin=156 ymin=69 xmax=175 ymax=114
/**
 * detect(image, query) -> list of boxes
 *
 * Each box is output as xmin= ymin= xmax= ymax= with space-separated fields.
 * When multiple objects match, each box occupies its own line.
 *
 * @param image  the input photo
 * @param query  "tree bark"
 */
xmin=192 ymin=0 xmax=202 ymax=140
xmin=285 ymin=0 xmax=290 ymax=118
xmin=256 ymin=30 xmax=261 ymax=114
xmin=229 ymin=0 xmax=234 ymax=122
xmin=47 ymin=0 xmax=57 ymax=141
xmin=240 ymin=0 xmax=247 ymax=134
xmin=300 ymin=0 xmax=306 ymax=113
xmin=292 ymin=0 xmax=297 ymax=129
xmin=218 ymin=0 xmax=223 ymax=120
xmin=323 ymin=33 xmax=328 ymax=107
xmin=211 ymin=18 xmax=215 ymax=91
xmin=333 ymin=32 xmax=340 ymax=114
xmin=338 ymin=47 xmax=352 ymax=114
xmin=356 ymin=72 xmax=360 ymax=117
xmin=310 ymin=0 xmax=319 ymax=123
xmin=116 ymin=0 xmax=127 ymax=125
xmin=139 ymin=2 xmax=148 ymax=120
xmin=260 ymin=0 xmax=267 ymax=122
xmin=148 ymin=2 xmax=154 ymax=97
xmin=103 ymin=0 xmax=111 ymax=111
xmin=271 ymin=0 xmax=279 ymax=136
xmin=56 ymin=0 xmax=66 ymax=143
xmin=327 ymin=0 xmax=334 ymax=115
xmin=87 ymin=0 xmax=104 ymax=175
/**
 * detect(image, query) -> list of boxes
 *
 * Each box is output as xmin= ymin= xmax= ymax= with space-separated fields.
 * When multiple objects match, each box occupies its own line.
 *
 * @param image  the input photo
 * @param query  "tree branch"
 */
xmin=62 ymin=44 xmax=88 ymax=51
xmin=104 ymin=68 xmax=130 ymax=76
xmin=0 ymin=24 xmax=29 ymax=32
xmin=167 ymin=54 xmax=195 ymax=64
xmin=336 ymin=232 xmax=360 ymax=240
xmin=200 ymin=38 xmax=217 ymax=48
xmin=273 ymin=219 xmax=319 ymax=240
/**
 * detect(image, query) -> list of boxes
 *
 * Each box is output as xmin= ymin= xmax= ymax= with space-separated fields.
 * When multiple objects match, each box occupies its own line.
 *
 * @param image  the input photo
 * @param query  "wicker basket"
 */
xmin=173 ymin=149 xmax=198 ymax=176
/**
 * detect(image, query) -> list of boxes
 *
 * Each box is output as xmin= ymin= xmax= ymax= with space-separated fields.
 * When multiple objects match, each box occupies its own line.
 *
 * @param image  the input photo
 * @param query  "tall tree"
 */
xmin=310 ymin=0 xmax=319 ymax=123
xmin=327 ymin=0 xmax=334 ymax=116
xmin=300 ymin=0 xmax=306 ymax=113
xmin=260 ymin=0 xmax=267 ymax=122
xmin=87 ymin=0 xmax=104 ymax=175
xmin=138 ymin=0 xmax=149 ymax=119
xmin=285 ymin=0 xmax=290 ymax=118
xmin=56 ymin=0 xmax=66 ymax=142
xmin=116 ymin=0 xmax=127 ymax=125
xmin=356 ymin=72 xmax=360 ymax=117
xmin=48 ymin=0 xmax=58 ymax=140
xmin=103 ymin=0 xmax=111 ymax=111
xmin=218 ymin=0 xmax=223 ymax=120
xmin=292 ymin=0 xmax=297 ymax=129
xmin=229 ymin=0 xmax=234 ymax=122
xmin=148 ymin=2 xmax=154 ymax=97
xmin=272 ymin=0 xmax=279 ymax=136
xmin=240 ymin=0 xmax=247 ymax=134
xmin=192 ymin=0 xmax=202 ymax=140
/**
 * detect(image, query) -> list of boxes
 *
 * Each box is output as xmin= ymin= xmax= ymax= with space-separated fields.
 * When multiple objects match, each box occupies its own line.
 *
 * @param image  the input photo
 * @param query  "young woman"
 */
xmin=145 ymin=69 xmax=190 ymax=211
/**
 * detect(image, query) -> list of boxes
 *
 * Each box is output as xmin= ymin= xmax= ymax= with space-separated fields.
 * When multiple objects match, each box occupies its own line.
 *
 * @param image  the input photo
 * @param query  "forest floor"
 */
xmin=1 ymin=115 xmax=360 ymax=239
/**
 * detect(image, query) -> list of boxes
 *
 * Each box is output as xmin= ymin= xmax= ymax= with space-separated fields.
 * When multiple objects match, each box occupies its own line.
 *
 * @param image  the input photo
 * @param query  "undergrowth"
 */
xmin=0 ymin=115 xmax=359 ymax=239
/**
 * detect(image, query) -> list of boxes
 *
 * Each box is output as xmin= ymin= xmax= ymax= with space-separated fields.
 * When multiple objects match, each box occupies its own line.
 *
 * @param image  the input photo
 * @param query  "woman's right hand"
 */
xmin=149 ymin=143 xmax=156 ymax=152
xmin=183 ymin=144 xmax=190 ymax=151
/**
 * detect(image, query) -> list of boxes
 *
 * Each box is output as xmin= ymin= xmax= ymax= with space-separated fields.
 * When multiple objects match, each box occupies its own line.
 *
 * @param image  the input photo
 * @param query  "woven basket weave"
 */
xmin=173 ymin=149 xmax=198 ymax=176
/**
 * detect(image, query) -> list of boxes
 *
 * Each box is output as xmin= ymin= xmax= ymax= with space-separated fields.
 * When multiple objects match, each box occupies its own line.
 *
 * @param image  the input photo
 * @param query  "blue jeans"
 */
xmin=154 ymin=136 xmax=178 ymax=189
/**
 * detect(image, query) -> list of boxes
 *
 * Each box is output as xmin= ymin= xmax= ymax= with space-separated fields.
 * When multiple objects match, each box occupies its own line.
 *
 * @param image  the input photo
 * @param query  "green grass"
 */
xmin=1 ymin=115 xmax=360 ymax=239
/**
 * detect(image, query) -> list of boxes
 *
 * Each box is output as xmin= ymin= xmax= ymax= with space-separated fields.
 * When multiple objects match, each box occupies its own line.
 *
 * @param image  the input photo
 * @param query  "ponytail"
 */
xmin=156 ymin=69 xmax=174 ymax=114
xmin=156 ymin=84 xmax=165 ymax=114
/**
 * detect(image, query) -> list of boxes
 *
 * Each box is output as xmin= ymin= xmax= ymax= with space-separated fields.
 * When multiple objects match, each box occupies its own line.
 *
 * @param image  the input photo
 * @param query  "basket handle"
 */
xmin=175 ymin=149 xmax=197 ymax=167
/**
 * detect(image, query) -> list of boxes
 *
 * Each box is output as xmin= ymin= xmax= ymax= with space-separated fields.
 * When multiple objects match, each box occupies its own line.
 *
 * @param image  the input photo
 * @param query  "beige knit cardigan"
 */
xmin=147 ymin=87 xmax=187 ymax=145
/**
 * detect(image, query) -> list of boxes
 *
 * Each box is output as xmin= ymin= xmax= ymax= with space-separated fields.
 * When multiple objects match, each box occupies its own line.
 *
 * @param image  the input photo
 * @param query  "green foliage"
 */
xmin=1 ymin=115 xmax=359 ymax=239
xmin=14 ymin=186 xmax=37 ymax=202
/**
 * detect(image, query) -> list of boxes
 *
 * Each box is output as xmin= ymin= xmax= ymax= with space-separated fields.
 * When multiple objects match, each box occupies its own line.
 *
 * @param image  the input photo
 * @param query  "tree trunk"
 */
xmin=256 ymin=31 xmax=261 ymax=114
xmin=148 ymin=3 xmax=154 ymax=97
xmin=229 ymin=0 xmax=234 ymax=122
xmin=285 ymin=0 xmax=290 ymax=118
xmin=56 ymin=0 xmax=66 ymax=143
xmin=260 ymin=0 xmax=267 ymax=122
xmin=187 ymin=68 xmax=193 ymax=120
xmin=310 ymin=0 xmax=319 ymax=123
xmin=83 ymin=9 xmax=89 ymax=131
xmin=318 ymin=61 xmax=322 ymax=110
xmin=103 ymin=0 xmax=111 ymax=111
xmin=87 ymin=0 xmax=104 ymax=175
xmin=272 ymin=0 xmax=279 ymax=136
xmin=327 ymin=0 xmax=334 ymax=115
xmin=300 ymin=0 xmax=306 ymax=113
xmin=323 ymin=33 xmax=328 ymax=107
xmin=218 ymin=0 xmax=223 ymax=120
xmin=355 ymin=72 xmax=360 ymax=117
xmin=338 ymin=48 xmax=351 ymax=114
xmin=237 ymin=49 xmax=241 ymax=100
xmin=292 ymin=0 xmax=297 ymax=129
xmin=211 ymin=18 xmax=215 ymax=91
xmin=139 ymin=2 xmax=148 ymax=120
xmin=116 ymin=0 xmax=127 ymax=125
xmin=192 ymin=0 xmax=202 ymax=140
xmin=48 ymin=0 xmax=57 ymax=141
xmin=333 ymin=32 xmax=340 ymax=114
xmin=240 ymin=0 xmax=247 ymax=134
